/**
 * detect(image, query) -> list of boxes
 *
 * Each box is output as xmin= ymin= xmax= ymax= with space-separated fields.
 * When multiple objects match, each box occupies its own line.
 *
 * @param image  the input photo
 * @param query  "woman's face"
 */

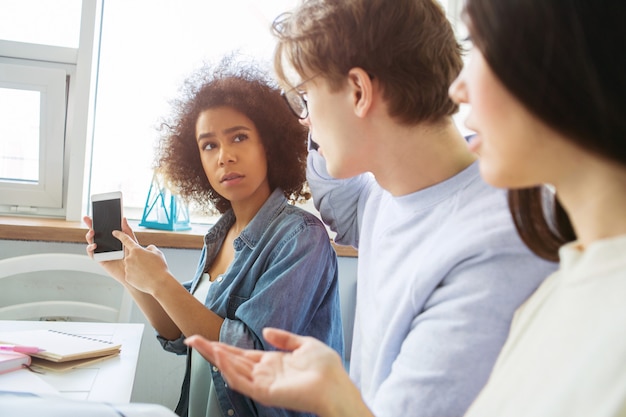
xmin=195 ymin=106 xmax=271 ymax=208
xmin=449 ymin=46 xmax=567 ymax=189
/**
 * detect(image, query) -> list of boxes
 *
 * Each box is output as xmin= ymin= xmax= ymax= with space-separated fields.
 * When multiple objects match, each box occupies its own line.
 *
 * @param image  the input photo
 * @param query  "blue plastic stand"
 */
xmin=139 ymin=174 xmax=191 ymax=231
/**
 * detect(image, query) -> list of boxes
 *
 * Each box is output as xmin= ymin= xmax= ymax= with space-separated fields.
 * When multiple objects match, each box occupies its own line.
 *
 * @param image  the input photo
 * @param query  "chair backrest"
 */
xmin=0 ymin=253 xmax=132 ymax=323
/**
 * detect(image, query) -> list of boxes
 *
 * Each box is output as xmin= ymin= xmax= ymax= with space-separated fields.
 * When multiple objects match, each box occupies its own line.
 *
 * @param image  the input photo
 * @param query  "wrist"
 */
xmin=320 ymin=368 xmax=374 ymax=417
xmin=147 ymin=271 xmax=176 ymax=298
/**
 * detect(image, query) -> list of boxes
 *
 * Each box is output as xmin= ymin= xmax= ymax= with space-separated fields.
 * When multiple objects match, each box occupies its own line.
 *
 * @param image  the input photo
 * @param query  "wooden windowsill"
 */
xmin=0 ymin=216 xmax=358 ymax=257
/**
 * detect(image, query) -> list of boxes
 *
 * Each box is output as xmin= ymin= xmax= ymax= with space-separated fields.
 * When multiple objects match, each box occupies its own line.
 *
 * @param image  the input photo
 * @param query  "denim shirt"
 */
xmin=157 ymin=188 xmax=344 ymax=417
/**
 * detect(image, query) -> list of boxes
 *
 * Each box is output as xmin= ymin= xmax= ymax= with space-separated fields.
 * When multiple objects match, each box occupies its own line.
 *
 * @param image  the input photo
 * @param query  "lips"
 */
xmin=220 ymin=172 xmax=244 ymax=183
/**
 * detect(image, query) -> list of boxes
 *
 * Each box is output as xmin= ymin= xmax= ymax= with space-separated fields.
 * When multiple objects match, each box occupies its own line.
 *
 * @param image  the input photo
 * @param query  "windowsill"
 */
xmin=0 ymin=216 xmax=358 ymax=257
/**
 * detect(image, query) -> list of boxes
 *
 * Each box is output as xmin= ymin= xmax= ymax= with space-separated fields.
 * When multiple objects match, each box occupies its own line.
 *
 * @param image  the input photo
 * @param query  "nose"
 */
xmin=218 ymin=145 xmax=236 ymax=166
xmin=448 ymin=70 xmax=468 ymax=105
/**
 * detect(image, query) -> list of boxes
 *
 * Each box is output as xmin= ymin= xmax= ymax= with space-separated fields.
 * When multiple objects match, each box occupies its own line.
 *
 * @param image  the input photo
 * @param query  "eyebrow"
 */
xmin=197 ymin=125 xmax=251 ymax=142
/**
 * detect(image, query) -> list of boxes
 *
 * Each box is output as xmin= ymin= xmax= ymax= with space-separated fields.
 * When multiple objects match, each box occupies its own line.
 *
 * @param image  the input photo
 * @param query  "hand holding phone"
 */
xmin=91 ymin=191 xmax=124 ymax=261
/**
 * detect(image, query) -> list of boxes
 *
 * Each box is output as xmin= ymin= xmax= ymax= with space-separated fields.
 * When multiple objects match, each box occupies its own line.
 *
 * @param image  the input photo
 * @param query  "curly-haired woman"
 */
xmin=85 ymin=58 xmax=343 ymax=417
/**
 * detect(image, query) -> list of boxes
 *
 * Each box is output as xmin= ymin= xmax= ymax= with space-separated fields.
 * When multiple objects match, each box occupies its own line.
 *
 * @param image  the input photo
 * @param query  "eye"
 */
xmin=233 ymin=133 xmax=249 ymax=143
xmin=201 ymin=141 xmax=216 ymax=151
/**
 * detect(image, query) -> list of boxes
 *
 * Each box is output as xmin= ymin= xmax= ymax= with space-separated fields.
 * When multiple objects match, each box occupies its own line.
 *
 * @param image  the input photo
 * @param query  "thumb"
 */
xmin=262 ymin=328 xmax=306 ymax=352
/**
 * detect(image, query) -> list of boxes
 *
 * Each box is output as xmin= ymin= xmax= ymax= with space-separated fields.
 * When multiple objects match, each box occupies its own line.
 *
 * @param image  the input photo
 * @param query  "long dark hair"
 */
xmin=507 ymin=187 xmax=575 ymax=262
xmin=465 ymin=0 xmax=626 ymax=261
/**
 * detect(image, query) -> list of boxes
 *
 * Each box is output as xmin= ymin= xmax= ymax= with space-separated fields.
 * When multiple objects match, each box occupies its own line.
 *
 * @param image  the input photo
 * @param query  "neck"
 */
xmin=555 ymin=155 xmax=626 ymax=249
xmin=369 ymin=118 xmax=477 ymax=196
xmin=229 ymin=188 xmax=272 ymax=236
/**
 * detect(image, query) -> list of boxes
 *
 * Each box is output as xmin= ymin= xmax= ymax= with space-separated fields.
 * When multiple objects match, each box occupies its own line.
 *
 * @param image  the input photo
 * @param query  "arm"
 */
xmin=306 ymin=149 xmax=373 ymax=248
xmin=185 ymin=328 xmax=375 ymax=417
xmin=85 ymin=216 xmax=223 ymax=341
xmin=84 ymin=216 xmax=179 ymax=336
xmin=367 ymin=250 xmax=550 ymax=417
xmin=112 ymin=231 xmax=224 ymax=342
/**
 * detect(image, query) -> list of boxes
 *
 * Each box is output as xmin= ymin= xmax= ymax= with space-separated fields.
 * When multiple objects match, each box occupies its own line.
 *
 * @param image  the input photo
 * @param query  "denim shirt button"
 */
xmin=227 ymin=409 xmax=235 ymax=416
xmin=212 ymin=365 xmax=218 ymax=372
xmin=216 ymin=275 xmax=223 ymax=283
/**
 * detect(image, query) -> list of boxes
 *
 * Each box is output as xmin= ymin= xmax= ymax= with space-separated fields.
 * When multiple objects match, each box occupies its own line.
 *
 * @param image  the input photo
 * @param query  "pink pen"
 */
xmin=0 ymin=345 xmax=43 ymax=354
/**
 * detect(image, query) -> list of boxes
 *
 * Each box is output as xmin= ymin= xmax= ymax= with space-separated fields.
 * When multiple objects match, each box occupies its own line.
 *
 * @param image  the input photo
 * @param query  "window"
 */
xmin=89 ymin=0 xmax=300 ymax=223
xmin=0 ymin=0 xmax=100 ymax=219
xmin=442 ymin=0 xmax=474 ymax=138
xmin=0 ymin=63 xmax=66 ymax=208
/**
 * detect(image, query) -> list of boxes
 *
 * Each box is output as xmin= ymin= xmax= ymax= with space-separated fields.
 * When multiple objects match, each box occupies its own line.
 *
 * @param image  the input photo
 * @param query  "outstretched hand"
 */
xmin=185 ymin=328 xmax=369 ymax=417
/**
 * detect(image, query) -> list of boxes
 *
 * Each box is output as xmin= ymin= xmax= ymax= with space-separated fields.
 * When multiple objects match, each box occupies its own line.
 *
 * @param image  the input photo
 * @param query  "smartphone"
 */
xmin=91 ymin=191 xmax=124 ymax=261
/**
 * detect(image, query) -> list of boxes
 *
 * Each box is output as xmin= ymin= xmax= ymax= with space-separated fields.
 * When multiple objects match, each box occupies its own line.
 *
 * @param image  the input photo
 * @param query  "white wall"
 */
xmin=0 ymin=238 xmax=357 ymax=410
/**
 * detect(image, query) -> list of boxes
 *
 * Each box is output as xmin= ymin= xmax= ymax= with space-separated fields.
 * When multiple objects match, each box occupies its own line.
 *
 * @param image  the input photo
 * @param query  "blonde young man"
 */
xmin=190 ymin=1 xmax=556 ymax=416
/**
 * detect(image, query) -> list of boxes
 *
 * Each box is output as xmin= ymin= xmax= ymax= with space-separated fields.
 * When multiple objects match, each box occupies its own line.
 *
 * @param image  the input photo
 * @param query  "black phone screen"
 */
xmin=93 ymin=198 xmax=122 ymax=253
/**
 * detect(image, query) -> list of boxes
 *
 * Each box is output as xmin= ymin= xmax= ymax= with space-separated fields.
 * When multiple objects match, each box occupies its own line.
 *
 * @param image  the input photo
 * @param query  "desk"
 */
xmin=0 ymin=321 xmax=144 ymax=403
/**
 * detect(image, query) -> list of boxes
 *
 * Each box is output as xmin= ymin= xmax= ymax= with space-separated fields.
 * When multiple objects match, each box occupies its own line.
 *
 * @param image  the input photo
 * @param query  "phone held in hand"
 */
xmin=91 ymin=191 xmax=124 ymax=261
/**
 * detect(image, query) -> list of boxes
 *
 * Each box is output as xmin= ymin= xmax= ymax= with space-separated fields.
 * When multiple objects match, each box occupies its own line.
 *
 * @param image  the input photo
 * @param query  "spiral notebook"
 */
xmin=0 ymin=329 xmax=121 ymax=363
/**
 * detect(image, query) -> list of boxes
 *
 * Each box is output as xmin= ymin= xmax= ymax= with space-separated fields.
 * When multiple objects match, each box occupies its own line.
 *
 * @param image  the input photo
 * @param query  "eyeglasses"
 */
xmin=281 ymin=72 xmax=373 ymax=119
xmin=280 ymin=74 xmax=318 ymax=120
xmin=281 ymin=87 xmax=309 ymax=119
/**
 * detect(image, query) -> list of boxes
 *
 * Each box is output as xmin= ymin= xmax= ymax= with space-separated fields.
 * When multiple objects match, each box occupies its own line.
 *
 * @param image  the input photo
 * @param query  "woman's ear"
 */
xmin=347 ymin=68 xmax=374 ymax=118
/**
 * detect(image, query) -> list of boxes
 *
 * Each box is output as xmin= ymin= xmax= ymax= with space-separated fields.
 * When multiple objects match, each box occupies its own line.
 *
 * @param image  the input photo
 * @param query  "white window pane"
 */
xmin=0 ymin=0 xmax=82 ymax=48
xmin=0 ymin=62 xmax=66 ymax=209
xmin=0 ymin=88 xmax=40 ymax=183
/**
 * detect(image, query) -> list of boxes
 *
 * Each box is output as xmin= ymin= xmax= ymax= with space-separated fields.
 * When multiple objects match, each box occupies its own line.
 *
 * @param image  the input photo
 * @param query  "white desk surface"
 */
xmin=0 ymin=320 xmax=144 ymax=403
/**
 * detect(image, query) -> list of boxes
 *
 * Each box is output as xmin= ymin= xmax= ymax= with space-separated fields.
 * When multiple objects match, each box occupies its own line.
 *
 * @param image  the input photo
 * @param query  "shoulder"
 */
xmin=273 ymin=204 xmax=329 ymax=237
xmin=262 ymin=205 xmax=336 ymax=262
xmin=452 ymin=177 xmax=513 ymax=238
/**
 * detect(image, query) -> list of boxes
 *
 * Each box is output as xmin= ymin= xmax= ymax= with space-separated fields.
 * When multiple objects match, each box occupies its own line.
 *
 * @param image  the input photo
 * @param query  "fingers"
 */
xmin=184 ymin=336 xmax=262 ymax=388
xmin=146 ymin=244 xmax=160 ymax=254
xmin=212 ymin=345 xmax=258 ymax=389
xmin=185 ymin=335 xmax=219 ymax=363
xmin=83 ymin=216 xmax=96 ymax=259
xmin=263 ymin=328 xmax=306 ymax=351
xmin=185 ymin=336 xmax=263 ymax=363
xmin=121 ymin=217 xmax=139 ymax=242
xmin=84 ymin=216 xmax=94 ymax=242
xmin=112 ymin=230 xmax=140 ymax=249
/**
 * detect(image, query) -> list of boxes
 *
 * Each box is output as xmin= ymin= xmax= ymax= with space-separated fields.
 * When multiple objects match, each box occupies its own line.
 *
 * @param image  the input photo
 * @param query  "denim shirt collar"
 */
xmin=236 ymin=188 xmax=287 ymax=250
xmin=203 ymin=188 xmax=287 ymax=257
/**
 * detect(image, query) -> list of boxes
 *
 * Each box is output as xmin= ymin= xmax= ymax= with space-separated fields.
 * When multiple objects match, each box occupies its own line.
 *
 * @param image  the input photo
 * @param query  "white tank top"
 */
xmin=189 ymin=273 xmax=224 ymax=417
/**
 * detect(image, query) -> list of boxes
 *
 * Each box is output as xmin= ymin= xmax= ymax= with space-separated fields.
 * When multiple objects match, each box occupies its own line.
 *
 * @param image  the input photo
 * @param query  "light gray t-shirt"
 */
xmin=307 ymin=152 xmax=557 ymax=417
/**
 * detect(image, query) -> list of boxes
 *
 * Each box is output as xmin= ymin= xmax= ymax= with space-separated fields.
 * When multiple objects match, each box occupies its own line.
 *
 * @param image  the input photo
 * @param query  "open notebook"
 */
xmin=0 ymin=329 xmax=121 ymax=367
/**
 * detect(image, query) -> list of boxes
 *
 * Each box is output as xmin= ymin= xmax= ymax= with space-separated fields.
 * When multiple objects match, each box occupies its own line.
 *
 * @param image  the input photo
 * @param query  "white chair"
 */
xmin=0 ymin=253 xmax=132 ymax=323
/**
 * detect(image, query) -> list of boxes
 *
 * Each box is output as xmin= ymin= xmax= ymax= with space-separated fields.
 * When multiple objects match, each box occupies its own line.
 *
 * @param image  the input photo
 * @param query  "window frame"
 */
xmin=0 ymin=0 xmax=102 ymax=221
xmin=0 ymin=57 xmax=68 ymax=210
